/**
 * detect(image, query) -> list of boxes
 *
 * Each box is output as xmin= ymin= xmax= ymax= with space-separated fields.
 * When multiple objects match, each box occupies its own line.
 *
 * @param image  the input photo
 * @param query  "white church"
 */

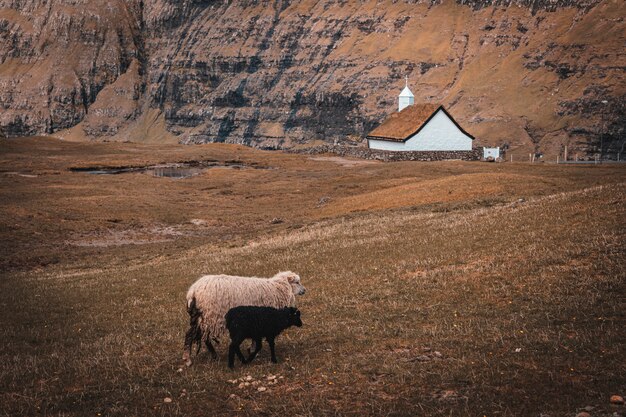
xmin=366 ymin=79 xmax=475 ymax=151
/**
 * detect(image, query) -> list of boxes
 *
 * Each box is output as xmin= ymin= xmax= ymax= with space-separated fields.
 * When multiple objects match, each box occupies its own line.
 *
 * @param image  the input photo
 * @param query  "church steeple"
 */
xmin=398 ymin=75 xmax=414 ymax=112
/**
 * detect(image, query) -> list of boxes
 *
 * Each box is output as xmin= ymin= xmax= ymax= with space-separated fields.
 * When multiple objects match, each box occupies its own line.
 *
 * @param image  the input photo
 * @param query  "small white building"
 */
xmin=367 ymin=82 xmax=475 ymax=152
xmin=483 ymin=147 xmax=500 ymax=160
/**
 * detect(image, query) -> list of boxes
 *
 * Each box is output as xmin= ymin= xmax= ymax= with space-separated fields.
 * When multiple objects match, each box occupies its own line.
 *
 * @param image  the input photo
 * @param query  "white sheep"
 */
xmin=182 ymin=271 xmax=306 ymax=366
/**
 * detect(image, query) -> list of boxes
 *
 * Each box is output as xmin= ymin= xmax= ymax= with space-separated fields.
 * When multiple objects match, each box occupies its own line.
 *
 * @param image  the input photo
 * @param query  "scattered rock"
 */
xmin=576 ymin=412 xmax=591 ymax=417
xmin=163 ymin=397 xmax=173 ymax=404
xmin=190 ymin=219 xmax=206 ymax=226
xmin=584 ymin=406 xmax=595 ymax=412
xmin=179 ymin=389 xmax=187 ymax=398
xmin=244 ymin=375 xmax=253 ymax=381
xmin=177 ymin=367 xmax=184 ymax=373
xmin=269 ymin=218 xmax=283 ymax=224
xmin=238 ymin=383 xmax=246 ymax=389
xmin=433 ymin=389 xmax=466 ymax=402
xmin=413 ymin=355 xmax=432 ymax=362
xmin=433 ymin=351 xmax=443 ymax=358
xmin=229 ymin=394 xmax=237 ymax=399
xmin=611 ymin=395 xmax=624 ymax=405
xmin=267 ymin=375 xmax=277 ymax=381
xmin=316 ymin=196 xmax=331 ymax=208
xmin=257 ymin=386 xmax=267 ymax=392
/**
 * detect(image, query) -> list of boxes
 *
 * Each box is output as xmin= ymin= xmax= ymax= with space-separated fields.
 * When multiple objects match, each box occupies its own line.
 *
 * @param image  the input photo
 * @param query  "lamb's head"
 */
xmin=274 ymin=271 xmax=306 ymax=296
xmin=286 ymin=307 xmax=303 ymax=328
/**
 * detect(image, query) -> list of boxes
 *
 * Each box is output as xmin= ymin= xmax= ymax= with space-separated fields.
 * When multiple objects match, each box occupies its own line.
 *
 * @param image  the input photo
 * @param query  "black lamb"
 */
xmin=225 ymin=306 xmax=302 ymax=369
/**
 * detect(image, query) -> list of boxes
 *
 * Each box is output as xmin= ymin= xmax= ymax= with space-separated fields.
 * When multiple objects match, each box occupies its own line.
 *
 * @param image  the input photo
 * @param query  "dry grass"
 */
xmin=0 ymin=137 xmax=625 ymax=416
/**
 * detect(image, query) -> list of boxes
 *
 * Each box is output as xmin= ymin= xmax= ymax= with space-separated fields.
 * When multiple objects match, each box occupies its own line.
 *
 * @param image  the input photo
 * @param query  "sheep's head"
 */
xmin=275 ymin=271 xmax=306 ymax=296
xmin=287 ymin=307 xmax=303 ymax=327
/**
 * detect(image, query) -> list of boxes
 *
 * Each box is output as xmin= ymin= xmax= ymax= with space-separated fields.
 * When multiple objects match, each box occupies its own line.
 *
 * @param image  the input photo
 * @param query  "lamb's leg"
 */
xmin=246 ymin=337 xmax=263 ymax=363
xmin=235 ymin=344 xmax=247 ymax=364
xmin=228 ymin=342 xmax=237 ymax=369
xmin=267 ymin=337 xmax=278 ymax=363
xmin=229 ymin=336 xmax=248 ymax=368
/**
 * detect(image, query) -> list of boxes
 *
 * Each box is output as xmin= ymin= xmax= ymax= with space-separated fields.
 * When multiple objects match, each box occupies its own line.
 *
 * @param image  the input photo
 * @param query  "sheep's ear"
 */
xmin=286 ymin=273 xmax=298 ymax=283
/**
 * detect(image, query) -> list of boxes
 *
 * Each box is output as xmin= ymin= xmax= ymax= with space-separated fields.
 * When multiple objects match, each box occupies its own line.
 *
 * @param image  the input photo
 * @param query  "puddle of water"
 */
xmin=70 ymin=161 xmax=266 ymax=178
xmin=83 ymin=169 xmax=132 ymax=175
xmin=147 ymin=166 xmax=206 ymax=179
xmin=1 ymin=171 xmax=39 ymax=178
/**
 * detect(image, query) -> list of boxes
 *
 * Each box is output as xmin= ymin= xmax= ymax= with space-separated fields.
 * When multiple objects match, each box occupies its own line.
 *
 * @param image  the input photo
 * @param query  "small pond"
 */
xmin=70 ymin=161 xmax=264 ymax=179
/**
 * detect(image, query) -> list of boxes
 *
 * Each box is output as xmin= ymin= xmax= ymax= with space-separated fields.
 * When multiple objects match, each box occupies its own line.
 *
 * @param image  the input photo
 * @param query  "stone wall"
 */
xmin=288 ymin=145 xmax=482 ymax=162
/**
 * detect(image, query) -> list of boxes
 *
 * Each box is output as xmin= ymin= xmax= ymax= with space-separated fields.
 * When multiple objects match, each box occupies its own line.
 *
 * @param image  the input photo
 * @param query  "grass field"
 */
xmin=1 ymin=137 xmax=624 ymax=416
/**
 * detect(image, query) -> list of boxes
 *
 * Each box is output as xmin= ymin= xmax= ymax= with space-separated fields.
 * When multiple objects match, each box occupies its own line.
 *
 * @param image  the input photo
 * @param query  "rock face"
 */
xmin=0 ymin=0 xmax=624 ymax=156
xmin=0 ymin=0 xmax=144 ymax=137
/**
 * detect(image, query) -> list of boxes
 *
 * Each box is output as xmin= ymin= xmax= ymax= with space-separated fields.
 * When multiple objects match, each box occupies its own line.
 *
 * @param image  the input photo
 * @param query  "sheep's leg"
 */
xmin=246 ymin=338 xmax=263 ymax=363
xmin=267 ymin=337 xmax=278 ymax=363
xmin=183 ymin=324 xmax=200 ymax=366
xmin=194 ymin=329 xmax=204 ymax=356
xmin=184 ymin=299 xmax=203 ymax=366
xmin=247 ymin=340 xmax=256 ymax=356
xmin=205 ymin=337 xmax=218 ymax=360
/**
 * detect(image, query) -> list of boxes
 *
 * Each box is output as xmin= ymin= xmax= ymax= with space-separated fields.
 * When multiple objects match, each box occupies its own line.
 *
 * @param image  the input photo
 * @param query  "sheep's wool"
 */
xmin=186 ymin=271 xmax=299 ymax=341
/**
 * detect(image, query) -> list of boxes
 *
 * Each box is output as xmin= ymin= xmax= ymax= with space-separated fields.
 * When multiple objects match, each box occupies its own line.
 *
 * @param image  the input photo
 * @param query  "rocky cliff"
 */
xmin=1 ymin=0 xmax=624 ymax=156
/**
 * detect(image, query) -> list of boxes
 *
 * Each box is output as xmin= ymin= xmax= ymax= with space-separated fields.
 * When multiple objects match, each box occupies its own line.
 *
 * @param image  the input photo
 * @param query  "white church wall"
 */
xmin=368 ymin=109 xmax=473 ymax=151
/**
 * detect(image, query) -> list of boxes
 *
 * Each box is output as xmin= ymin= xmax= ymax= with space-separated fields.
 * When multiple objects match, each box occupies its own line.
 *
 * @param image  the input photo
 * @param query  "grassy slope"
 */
xmin=0 ymin=138 xmax=624 ymax=416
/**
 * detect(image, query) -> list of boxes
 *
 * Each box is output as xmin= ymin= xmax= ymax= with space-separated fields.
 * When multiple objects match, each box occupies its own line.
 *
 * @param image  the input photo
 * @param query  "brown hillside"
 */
xmin=0 ymin=0 xmax=624 ymax=156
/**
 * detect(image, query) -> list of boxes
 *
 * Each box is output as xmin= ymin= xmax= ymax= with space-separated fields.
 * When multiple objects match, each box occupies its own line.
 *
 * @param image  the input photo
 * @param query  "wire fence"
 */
xmin=502 ymin=152 xmax=625 ymax=165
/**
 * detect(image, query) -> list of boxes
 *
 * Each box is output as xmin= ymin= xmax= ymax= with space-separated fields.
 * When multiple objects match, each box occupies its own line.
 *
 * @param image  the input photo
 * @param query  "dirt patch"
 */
xmin=69 ymin=225 xmax=188 ymax=247
xmin=309 ymin=156 xmax=380 ymax=167
xmin=319 ymin=173 xmax=542 ymax=215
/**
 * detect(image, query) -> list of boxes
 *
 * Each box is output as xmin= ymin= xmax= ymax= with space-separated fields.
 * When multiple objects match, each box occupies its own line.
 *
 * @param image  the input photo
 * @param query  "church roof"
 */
xmin=366 ymin=104 xmax=475 ymax=142
xmin=399 ymin=86 xmax=414 ymax=97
